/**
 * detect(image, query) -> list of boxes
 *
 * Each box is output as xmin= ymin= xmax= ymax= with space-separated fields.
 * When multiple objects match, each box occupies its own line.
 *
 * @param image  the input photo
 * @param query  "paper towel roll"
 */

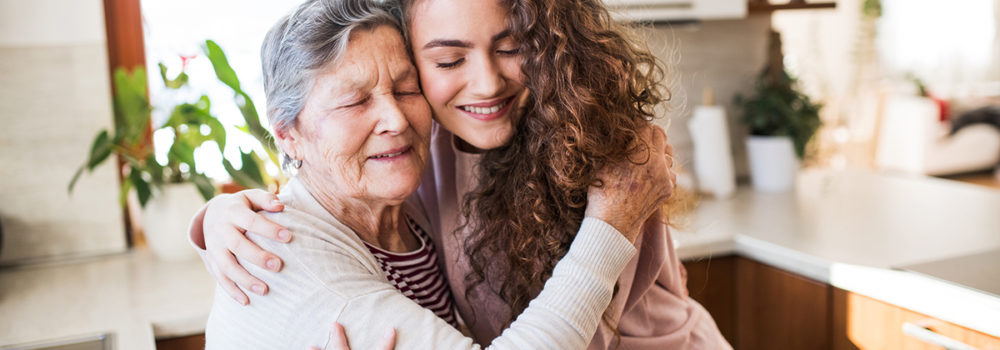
xmin=688 ymin=105 xmax=736 ymax=198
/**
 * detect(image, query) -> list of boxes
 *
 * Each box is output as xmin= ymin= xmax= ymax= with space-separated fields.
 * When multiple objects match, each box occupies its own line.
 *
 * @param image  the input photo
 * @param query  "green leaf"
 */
xmin=86 ymin=130 xmax=113 ymax=171
xmin=168 ymin=138 xmax=198 ymax=170
xmin=118 ymin=176 xmax=132 ymax=208
xmin=203 ymin=40 xmax=241 ymax=91
xmin=223 ymin=156 xmax=266 ymax=190
xmin=129 ymin=168 xmax=152 ymax=207
xmin=189 ymin=173 xmax=216 ymax=202
xmin=67 ymin=165 xmax=86 ymax=193
xmin=240 ymin=150 xmax=265 ymax=186
xmin=158 ymin=62 xmax=189 ymax=89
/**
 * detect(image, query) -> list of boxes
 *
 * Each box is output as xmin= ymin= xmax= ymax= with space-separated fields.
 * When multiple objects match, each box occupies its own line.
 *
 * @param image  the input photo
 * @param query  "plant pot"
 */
xmin=142 ymin=183 xmax=204 ymax=261
xmin=746 ymin=135 xmax=799 ymax=192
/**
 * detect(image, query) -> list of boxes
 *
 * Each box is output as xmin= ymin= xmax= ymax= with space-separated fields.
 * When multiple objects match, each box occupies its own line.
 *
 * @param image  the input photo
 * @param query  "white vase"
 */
xmin=746 ymin=135 xmax=799 ymax=192
xmin=142 ymin=183 xmax=205 ymax=261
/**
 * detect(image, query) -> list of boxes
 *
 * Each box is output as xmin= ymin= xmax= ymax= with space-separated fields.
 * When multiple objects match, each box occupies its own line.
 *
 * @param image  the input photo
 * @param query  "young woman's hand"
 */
xmin=308 ymin=323 xmax=395 ymax=350
xmin=585 ymin=125 xmax=675 ymax=242
xmin=200 ymin=189 xmax=289 ymax=305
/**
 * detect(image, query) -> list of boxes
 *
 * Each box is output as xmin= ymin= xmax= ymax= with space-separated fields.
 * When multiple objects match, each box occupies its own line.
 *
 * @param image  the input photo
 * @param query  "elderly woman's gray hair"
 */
xmin=261 ymin=0 xmax=403 ymax=166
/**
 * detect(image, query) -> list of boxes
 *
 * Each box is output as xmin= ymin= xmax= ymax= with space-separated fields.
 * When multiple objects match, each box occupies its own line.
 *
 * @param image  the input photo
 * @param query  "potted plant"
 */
xmin=69 ymin=63 xmax=226 ymax=260
xmin=737 ymin=30 xmax=822 ymax=192
xmin=70 ymin=41 xmax=282 ymax=259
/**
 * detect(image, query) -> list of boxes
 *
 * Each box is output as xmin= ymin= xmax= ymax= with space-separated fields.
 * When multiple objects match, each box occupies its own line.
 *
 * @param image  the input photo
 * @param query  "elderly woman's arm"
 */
xmin=205 ymin=210 xmax=636 ymax=349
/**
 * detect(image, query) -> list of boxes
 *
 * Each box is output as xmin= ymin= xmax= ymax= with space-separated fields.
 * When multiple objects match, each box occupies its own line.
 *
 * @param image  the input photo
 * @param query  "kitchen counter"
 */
xmin=0 ymin=249 xmax=214 ymax=349
xmin=2 ymin=169 xmax=998 ymax=348
xmin=673 ymin=169 xmax=1000 ymax=338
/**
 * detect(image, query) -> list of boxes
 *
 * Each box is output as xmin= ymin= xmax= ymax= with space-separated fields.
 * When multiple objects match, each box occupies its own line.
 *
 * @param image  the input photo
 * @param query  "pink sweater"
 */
xmin=418 ymin=123 xmax=731 ymax=349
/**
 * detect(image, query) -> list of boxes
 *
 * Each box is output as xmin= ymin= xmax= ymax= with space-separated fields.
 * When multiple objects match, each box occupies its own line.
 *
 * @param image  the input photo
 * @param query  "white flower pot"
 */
xmin=746 ymin=135 xmax=799 ymax=192
xmin=142 ymin=183 xmax=204 ymax=261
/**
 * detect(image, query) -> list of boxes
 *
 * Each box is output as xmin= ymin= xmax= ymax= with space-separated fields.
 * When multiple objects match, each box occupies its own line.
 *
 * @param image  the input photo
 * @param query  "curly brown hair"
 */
xmin=454 ymin=0 xmax=671 ymax=329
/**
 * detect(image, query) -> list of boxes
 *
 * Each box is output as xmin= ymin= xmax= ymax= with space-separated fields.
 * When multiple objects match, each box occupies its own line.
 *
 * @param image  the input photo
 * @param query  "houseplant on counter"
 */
xmin=69 ymin=63 xmax=226 ymax=260
xmin=737 ymin=30 xmax=822 ymax=192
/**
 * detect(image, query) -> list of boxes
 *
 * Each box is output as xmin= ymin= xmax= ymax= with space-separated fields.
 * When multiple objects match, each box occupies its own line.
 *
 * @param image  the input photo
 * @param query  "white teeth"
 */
xmin=461 ymin=100 xmax=506 ymax=115
xmin=372 ymin=151 xmax=404 ymax=159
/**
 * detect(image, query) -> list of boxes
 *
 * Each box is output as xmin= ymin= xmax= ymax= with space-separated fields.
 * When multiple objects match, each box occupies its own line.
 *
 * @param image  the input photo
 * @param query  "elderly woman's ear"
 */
xmin=274 ymin=126 xmax=305 ymax=166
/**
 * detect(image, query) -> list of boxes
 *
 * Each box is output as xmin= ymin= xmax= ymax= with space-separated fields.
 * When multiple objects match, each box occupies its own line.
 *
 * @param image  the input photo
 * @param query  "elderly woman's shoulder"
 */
xmin=244 ymin=184 xmax=373 ymax=262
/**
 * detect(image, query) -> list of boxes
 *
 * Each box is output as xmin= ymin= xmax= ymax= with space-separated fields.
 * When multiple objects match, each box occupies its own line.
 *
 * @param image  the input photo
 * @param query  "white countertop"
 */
xmin=673 ymin=168 xmax=1000 ymax=338
xmin=0 ymin=249 xmax=215 ymax=349
xmin=2 ymin=169 xmax=998 ymax=348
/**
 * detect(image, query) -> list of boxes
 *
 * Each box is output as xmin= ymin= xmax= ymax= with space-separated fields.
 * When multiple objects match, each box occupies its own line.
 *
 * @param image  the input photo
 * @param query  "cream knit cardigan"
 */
xmin=204 ymin=178 xmax=636 ymax=349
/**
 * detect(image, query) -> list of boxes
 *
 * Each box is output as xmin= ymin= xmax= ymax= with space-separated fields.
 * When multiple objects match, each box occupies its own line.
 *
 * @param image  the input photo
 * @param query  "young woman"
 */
xmin=191 ymin=0 xmax=729 ymax=348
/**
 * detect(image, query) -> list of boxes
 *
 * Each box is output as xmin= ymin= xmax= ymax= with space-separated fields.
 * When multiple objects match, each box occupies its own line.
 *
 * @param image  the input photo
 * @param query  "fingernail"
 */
xmin=270 ymin=200 xmax=283 ymax=207
xmin=266 ymin=258 xmax=281 ymax=271
xmin=277 ymin=230 xmax=291 ymax=241
xmin=383 ymin=328 xmax=395 ymax=339
xmin=251 ymin=284 xmax=265 ymax=295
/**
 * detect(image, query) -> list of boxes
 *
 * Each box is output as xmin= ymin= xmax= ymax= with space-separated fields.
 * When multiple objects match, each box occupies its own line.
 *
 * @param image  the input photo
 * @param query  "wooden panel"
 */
xmin=156 ymin=334 xmax=205 ymax=350
xmin=684 ymin=256 xmax=737 ymax=345
xmin=736 ymin=257 xmax=831 ymax=350
xmin=833 ymin=288 xmax=1000 ymax=350
xmin=102 ymin=0 xmax=146 ymax=72
xmin=102 ymin=0 xmax=149 ymax=243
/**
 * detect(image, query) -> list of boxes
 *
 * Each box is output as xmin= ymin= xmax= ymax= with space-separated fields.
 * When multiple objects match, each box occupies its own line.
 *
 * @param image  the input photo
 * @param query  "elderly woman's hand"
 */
xmin=200 ymin=189 xmax=290 ymax=305
xmin=308 ymin=323 xmax=395 ymax=350
xmin=585 ymin=124 xmax=675 ymax=242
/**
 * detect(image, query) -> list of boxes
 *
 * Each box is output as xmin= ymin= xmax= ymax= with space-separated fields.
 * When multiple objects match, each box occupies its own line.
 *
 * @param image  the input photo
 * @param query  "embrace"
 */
xmin=193 ymin=0 xmax=731 ymax=349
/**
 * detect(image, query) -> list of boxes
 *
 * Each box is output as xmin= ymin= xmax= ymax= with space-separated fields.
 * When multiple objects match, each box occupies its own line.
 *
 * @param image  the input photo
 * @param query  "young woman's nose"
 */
xmin=468 ymin=54 xmax=507 ymax=98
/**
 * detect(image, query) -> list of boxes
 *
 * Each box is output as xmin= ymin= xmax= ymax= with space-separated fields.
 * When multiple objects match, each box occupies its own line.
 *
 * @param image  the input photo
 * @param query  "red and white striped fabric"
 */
xmin=363 ymin=215 xmax=458 ymax=327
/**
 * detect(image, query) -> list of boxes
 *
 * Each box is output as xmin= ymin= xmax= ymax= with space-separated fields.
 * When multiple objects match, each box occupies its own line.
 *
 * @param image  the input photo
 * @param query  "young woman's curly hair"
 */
xmin=456 ymin=0 xmax=671 ymax=328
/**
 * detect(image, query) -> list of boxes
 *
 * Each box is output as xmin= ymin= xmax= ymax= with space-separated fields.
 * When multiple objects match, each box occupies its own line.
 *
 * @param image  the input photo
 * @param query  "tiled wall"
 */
xmin=643 ymin=14 xmax=773 ymax=177
xmin=0 ymin=0 xmax=127 ymax=264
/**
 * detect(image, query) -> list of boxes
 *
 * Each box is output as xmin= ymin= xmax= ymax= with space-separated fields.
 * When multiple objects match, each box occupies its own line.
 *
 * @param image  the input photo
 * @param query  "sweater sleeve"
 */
xmin=187 ymin=202 xmax=211 ymax=268
xmin=278 ymin=215 xmax=636 ymax=349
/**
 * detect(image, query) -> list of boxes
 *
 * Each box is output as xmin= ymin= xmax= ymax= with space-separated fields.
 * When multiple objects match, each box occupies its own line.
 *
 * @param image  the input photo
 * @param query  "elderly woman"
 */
xmin=204 ymin=0 xmax=672 ymax=349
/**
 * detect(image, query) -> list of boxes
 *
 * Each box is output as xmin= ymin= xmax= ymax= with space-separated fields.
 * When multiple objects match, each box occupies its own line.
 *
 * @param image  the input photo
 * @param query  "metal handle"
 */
xmin=902 ymin=321 xmax=979 ymax=350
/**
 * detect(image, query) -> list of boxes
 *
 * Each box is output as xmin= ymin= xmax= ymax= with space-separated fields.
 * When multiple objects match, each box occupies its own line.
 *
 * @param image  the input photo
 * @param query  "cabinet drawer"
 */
xmin=833 ymin=288 xmax=1000 ymax=350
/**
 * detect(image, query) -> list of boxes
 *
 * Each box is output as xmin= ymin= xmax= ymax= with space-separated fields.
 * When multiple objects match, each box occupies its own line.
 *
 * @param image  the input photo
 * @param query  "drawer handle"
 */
xmin=902 ymin=321 xmax=979 ymax=350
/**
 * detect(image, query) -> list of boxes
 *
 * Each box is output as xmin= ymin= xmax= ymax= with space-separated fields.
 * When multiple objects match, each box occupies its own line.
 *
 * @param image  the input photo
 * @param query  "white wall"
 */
xmin=0 ymin=0 xmax=126 ymax=264
xmin=642 ymin=14 xmax=773 ymax=177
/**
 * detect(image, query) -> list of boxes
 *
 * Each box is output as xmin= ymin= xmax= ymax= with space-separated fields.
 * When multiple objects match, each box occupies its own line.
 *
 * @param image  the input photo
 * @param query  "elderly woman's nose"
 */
xmin=373 ymin=96 xmax=410 ymax=135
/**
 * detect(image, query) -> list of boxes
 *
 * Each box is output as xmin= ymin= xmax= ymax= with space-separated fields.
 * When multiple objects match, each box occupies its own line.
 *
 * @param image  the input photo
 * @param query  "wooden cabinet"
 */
xmin=683 ymin=256 xmax=1000 ymax=350
xmin=735 ymin=258 xmax=831 ymax=349
xmin=685 ymin=256 xmax=737 ymax=345
xmin=832 ymin=288 xmax=1000 ymax=350
xmin=156 ymin=334 xmax=204 ymax=350
xmin=684 ymin=256 xmax=831 ymax=349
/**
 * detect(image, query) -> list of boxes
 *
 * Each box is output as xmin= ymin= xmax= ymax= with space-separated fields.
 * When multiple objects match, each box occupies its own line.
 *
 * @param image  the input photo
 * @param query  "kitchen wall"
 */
xmin=0 ymin=0 xmax=126 ymax=264
xmin=642 ymin=14 xmax=773 ymax=178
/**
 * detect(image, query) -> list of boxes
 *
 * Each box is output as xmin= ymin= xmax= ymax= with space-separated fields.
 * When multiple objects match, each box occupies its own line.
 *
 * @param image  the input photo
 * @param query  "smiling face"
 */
xmin=407 ymin=0 xmax=527 ymax=152
xmin=277 ymin=25 xmax=432 ymax=205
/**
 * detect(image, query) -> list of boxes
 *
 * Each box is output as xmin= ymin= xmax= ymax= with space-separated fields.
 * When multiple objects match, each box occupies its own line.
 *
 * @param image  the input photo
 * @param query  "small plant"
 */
xmin=70 ymin=40 xmax=282 ymax=207
xmin=69 ymin=64 xmax=222 ymax=207
xmin=203 ymin=40 xmax=281 ymax=190
xmin=736 ymin=30 xmax=822 ymax=159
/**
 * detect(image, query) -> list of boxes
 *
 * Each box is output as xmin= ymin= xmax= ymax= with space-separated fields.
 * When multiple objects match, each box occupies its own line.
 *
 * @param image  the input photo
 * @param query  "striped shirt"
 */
xmin=362 ymin=215 xmax=458 ymax=327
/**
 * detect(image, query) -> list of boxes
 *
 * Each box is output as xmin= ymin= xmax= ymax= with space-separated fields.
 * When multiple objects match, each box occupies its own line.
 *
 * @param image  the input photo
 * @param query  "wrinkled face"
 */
xmin=408 ymin=0 xmax=527 ymax=152
xmin=279 ymin=25 xmax=432 ymax=203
